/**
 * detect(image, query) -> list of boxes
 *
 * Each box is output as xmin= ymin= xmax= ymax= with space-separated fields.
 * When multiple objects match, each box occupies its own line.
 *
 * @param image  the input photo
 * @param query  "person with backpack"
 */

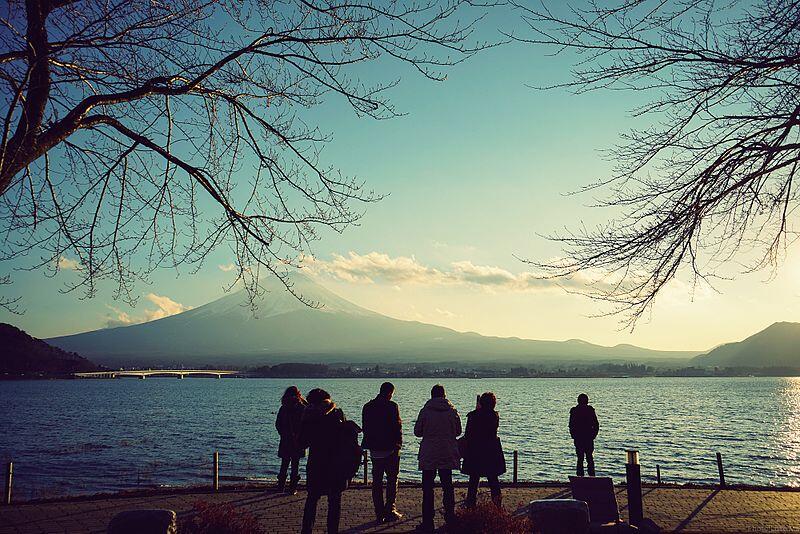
xmin=361 ymin=381 xmax=403 ymax=524
xmin=275 ymin=385 xmax=307 ymax=494
xmin=414 ymin=384 xmax=462 ymax=532
xmin=569 ymin=393 xmax=600 ymax=477
xmin=299 ymin=388 xmax=360 ymax=534
xmin=461 ymin=391 xmax=506 ymax=509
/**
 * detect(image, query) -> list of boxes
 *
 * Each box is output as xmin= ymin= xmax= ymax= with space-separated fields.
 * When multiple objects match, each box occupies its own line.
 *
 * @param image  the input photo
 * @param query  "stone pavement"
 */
xmin=2 ymin=483 xmax=800 ymax=533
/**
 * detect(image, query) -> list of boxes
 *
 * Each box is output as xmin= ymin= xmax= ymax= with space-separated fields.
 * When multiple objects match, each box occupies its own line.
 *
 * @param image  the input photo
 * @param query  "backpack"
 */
xmin=335 ymin=419 xmax=363 ymax=481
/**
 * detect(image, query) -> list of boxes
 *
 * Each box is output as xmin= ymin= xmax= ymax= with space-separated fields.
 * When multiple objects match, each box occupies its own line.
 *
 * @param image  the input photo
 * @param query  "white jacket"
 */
xmin=414 ymin=397 xmax=462 ymax=470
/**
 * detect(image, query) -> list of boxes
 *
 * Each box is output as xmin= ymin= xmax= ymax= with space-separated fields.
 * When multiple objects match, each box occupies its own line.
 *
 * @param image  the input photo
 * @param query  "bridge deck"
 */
xmin=74 ymin=370 xmax=239 ymax=378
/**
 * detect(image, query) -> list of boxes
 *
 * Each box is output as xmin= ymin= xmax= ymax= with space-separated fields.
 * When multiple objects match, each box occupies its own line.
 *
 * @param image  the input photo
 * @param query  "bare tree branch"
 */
xmin=0 ymin=0 xmax=496 ymax=308
xmin=515 ymin=0 xmax=800 ymax=327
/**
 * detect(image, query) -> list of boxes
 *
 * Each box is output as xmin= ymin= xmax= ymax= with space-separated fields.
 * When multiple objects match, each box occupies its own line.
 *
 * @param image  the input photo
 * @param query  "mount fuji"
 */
xmin=47 ymin=273 xmax=700 ymax=367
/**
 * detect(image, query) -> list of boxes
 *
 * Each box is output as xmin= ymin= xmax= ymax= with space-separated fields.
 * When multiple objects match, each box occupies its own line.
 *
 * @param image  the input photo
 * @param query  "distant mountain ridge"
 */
xmin=47 ymin=274 xmax=701 ymax=367
xmin=0 ymin=323 xmax=98 ymax=376
xmin=692 ymin=322 xmax=800 ymax=368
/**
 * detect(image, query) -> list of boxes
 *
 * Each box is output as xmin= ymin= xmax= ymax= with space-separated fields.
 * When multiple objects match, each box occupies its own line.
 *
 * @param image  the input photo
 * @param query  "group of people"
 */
xmin=275 ymin=383 xmax=601 ymax=534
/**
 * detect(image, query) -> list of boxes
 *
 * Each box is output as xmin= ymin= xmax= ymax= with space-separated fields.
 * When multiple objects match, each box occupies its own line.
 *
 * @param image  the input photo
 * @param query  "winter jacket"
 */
xmin=299 ymin=399 xmax=349 ymax=495
xmin=569 ymin=404 xmax=599 ymax=447
xmin=361 ymin=395 xmax=402 ymax=452
xmin=276 ymin=398 xmax=307 ymax=459
xmin=414 ymin=397 xmax=462 ymax=471
xmin=460 ymin=408 xmax=506 ymax=477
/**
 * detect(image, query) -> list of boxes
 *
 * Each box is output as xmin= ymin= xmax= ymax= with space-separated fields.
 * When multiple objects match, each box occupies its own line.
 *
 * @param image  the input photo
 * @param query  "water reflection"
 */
xmin=1 ymin=376 xmax=799 ymax=499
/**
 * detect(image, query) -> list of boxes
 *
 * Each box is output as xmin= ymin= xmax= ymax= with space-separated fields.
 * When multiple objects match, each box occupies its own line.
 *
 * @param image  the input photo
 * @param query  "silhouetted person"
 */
xmin=461 ymin=391 xmax=506 ymax=508
xmin=275 ymin=386 xmax=307 ymax=494
xmin=414 ymin=384 xmax=461 ymax=532
xmin=569 ymin=393 xmax=599 ymax=477
xmin=362 ymin=381 xmax=403 ymax=523
xmin=299 ymin=388 xmax=348 ymax=534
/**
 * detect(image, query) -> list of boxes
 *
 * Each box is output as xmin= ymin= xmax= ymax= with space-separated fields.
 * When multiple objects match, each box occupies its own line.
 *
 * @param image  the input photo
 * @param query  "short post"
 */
xmin=716 ymin=452 xmax=726 ymax=488
xmin=3 ymin=462 xmax=11 ymax=505
xmin=362 ymin=450 xmax=368 ymax=484
xmin=213 ymin=451 xmax=219 ymax=491
xmin=656 ymin=464 xmax=661 ymax=485
xmin=625 ymin=450 xmax=643 ymax=527
xmin=513 ymin=450 xmax=518 ymax=484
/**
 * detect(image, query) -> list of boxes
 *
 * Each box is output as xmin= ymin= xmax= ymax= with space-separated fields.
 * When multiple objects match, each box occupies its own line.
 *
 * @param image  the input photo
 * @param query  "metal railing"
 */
xmin=3 ymin=449 xmax=733 ymax=505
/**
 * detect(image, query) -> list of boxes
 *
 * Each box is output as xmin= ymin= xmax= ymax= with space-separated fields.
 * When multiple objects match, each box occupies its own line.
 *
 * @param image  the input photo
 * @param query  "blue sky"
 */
xmin=1 ymin=4 xmax=798 ymax=349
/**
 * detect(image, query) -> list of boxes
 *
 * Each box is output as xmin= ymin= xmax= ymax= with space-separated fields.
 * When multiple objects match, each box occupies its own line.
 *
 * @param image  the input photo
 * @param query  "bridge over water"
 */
xmin=74 ymin=370 xmax=240 ymax=379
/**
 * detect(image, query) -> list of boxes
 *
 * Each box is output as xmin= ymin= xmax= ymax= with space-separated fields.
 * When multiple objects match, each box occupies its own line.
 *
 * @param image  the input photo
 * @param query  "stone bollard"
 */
xmin=529 ymin=499 xmax=589 ymax=534
xmin=107 ymin=509 xmax=177 ymax=534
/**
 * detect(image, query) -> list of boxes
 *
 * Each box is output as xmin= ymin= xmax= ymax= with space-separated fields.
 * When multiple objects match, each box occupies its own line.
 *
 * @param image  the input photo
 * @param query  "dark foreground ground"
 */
xmin=1 ymin=482 xmax=799 ymax=533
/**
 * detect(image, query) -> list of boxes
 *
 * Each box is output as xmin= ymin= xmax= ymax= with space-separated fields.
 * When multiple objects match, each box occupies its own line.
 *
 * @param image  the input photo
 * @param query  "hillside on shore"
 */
xmin=692 ymin=322 xmax=800 ymax=368
xmin=47 ymin=274 xmax=699 ymax=367
xmin=0 ymin=323 xmax=99 ymax=377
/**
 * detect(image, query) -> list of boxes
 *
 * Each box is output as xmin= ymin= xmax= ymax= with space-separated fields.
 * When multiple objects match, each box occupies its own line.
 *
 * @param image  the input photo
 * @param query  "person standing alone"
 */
xmin=414 ymin=384 xmax=462 ymax=532
xmin=362 ymin=382 xmax=403 ymax=524
xmin=275 ymin=386 xmax=307 ymax=494
xmin=569 ymin=393 xmax=600 ymax=477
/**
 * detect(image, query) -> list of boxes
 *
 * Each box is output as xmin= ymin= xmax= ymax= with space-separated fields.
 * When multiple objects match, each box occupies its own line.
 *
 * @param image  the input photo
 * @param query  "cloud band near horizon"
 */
xmin=304 ymin=251 xmax=611 ymax=293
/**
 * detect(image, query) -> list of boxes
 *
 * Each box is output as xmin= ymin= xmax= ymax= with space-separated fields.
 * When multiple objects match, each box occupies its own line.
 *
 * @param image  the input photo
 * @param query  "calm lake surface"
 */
xmin=2 ymin=377 xmax=799 ymax=499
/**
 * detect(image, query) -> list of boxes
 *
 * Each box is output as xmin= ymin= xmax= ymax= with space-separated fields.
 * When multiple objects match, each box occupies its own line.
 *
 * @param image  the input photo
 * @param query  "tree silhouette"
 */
xmin=0 ymin=0 xmax=492 ymax=310
xmin=516 ymin=0 xmax=800 ymax=325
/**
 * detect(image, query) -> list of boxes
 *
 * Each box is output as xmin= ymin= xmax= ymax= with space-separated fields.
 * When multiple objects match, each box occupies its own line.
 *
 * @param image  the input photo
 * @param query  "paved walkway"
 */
xmin=2 ymin=483 xmax=800 ymax=533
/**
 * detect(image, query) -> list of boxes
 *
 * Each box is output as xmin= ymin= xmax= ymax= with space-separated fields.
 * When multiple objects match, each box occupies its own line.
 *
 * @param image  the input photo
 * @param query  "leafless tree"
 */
xmin=515 ymin=0 xmax=800 ymax=326
xmin=0 ymin=0 xmax=493 ymax=311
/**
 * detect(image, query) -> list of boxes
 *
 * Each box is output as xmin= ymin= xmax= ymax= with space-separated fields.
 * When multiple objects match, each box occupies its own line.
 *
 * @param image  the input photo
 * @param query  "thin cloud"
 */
xmin=103 ymin=293 xmax=191 ymax=328
xmin=307 ymin=251 xmax=615 ymax=293
xmin=104 ymin=306 xmax=135 ymax=328
xmin=143 ymin=293 xmax=190 ymax=321
xmin=57 ymin=256 xmax=80 ymax=271
xmin=218 ymin=263 xmax=237 ymax=272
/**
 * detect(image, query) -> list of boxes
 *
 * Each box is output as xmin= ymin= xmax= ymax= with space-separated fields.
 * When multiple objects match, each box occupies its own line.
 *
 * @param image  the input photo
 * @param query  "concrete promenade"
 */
xmin=2 ymin=483 xmax=800 ymax=533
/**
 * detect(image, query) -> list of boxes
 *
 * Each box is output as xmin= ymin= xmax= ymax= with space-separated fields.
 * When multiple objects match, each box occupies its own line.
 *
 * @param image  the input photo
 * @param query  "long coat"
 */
xmin=275 ymin=398 xmax=307 ymax=459
xmin=460 ymin=409 xmax=506 ymax=477
xmin=299 ymin=400 xmax=349 ymax=495
xmin=414 ymin=397 xmax=462 ymax=471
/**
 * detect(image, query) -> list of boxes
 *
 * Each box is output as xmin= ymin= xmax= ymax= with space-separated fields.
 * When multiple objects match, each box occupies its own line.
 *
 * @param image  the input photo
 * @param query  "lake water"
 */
xmin=2 ymin=377 xmax=799 ymax=500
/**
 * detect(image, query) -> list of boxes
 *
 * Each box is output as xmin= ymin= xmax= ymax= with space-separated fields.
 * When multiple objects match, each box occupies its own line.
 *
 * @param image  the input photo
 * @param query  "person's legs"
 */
xmin=576 ymin=446 xmax=586 ymax=477
xmin=586 ymin=446 xmax=596 ymax=477
xmin=439 ymin=469 xmax=455 ymax=523
xmin=288 ymin=458 xmax=300 ymax=495
xmin=421 ymin=469 xmax=436 ymax=529
xmin=300 ymin=491 xmax=320 ymax=534
xmin=288 ymin=458 xmax=300 ymax=493
xmin=327 ymin=490 xmax=342 ymax=534
xmin=465 ymin=474 xmax=480 ymax=509
xmin=384 ymin=451 xmax=401 ymax=517
xmin=487 ymin=475 xmax=502 ymax=507
xmin=277 ymin=457 xmax=289 ymax=490
xmin=371 ymin=456 xmax=387 ymax=520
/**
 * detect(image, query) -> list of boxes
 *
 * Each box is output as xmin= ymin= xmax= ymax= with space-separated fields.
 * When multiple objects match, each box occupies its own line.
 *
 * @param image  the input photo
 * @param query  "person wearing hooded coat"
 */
xmin=299 ymin=388 xmax=354 ymax=534
xmin=460 ymin=391 xmax=506 ymax=509
xmin=275 ymin=385 xmax=307 ymax=494
xmin=413 ymin=384 xmax=462 ymax=532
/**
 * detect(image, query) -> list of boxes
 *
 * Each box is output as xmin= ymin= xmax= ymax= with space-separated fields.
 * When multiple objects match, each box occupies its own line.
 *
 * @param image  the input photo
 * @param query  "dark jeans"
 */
xmin=576 ymin=441 xmax=595 ymax=477
xmin=277 ymin=457 xmax=299 ymax=488
xmin=465 ymin=474 xmax=501 ymax=508
xmin=371 ymin=451 xmax=400 ymax=518
xmin=421 ymin=469 xmax=454 ymax=529
xmin=301 ymin=490 xmax=342 ymax=534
